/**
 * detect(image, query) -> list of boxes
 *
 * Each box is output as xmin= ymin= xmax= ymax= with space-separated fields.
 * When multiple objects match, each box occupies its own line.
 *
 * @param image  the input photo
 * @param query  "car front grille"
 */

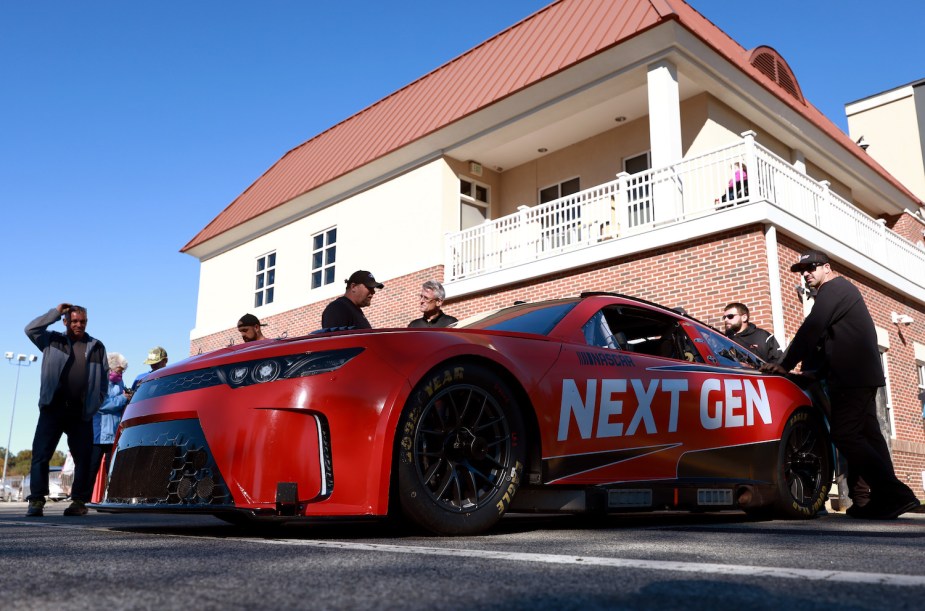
xmin=104 ymin=419 xmax=232 ymax=507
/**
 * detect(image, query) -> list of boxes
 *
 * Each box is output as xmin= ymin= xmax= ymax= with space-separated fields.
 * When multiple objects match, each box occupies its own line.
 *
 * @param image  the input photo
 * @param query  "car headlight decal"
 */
xmin=222 ymin=347 xmax=364 ymax=389
xmin=133 ymin=348 xmax=365 ymax=401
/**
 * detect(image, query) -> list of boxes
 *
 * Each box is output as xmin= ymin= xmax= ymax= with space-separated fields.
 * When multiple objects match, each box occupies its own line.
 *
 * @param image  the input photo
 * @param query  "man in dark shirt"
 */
xmin=24 ymin=303 xmax=109 ymax=517
xmin=408 ymin=280 xmax=458 ymax=328
xmin=722 ymin=302 xmax=782 ymax=363
xmin=321 ymin=270 xmax=383 ymax=329
xmin=762 ymin=250 xmax=919 ymax=519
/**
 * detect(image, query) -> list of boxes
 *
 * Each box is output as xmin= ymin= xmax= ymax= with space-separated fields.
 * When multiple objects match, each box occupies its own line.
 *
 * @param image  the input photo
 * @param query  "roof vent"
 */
xmin=749 ymin=46 xmax=804 ymax=104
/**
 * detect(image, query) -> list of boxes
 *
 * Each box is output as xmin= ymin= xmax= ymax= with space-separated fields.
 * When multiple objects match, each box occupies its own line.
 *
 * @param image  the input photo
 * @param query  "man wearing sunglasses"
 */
xmin=722 ymin=302 xmax=781 ymax=363
xmin=761 ymin=250 xmax=920 ymax=519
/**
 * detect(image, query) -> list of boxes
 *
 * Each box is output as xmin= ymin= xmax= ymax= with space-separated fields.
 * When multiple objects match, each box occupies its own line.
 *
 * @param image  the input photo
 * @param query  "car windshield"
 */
xmin=459 ymin=300 xmax=577 ymax=335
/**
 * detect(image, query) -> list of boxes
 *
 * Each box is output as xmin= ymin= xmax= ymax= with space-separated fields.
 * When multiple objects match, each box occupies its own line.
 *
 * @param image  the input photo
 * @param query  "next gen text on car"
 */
xmin=93 ymin=293 xmax=833 ymax=535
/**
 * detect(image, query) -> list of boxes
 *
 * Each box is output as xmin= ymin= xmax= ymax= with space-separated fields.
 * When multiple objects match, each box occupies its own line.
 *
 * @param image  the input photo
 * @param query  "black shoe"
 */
xmin=874 ymin=497 xmax=921 ymax=520
xmin=855 ymin=496 xmax=921 ymax=520
xmin=26 ymin=498 xmax=46 ymax=517
xmin=63 ymin=500 xmax=88 ymax=516
xmin=846 ymin=502 xmax=871 ymax=519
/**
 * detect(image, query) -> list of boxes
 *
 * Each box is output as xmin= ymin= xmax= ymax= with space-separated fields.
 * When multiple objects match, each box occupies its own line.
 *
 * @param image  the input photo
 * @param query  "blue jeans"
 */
xmin=28 ymin=401 xmax=94 ymax=502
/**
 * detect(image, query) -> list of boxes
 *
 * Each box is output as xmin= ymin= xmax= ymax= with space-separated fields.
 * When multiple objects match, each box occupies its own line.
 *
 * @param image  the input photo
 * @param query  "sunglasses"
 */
xmin=722 ymin=313 xmax=738 ymax=320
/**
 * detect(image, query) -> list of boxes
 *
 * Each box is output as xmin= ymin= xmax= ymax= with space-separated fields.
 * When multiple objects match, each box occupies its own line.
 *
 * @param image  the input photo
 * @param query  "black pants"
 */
xmin=28 ymin=402 xmax=94 ymax=502
xmin=828 ymin=386 xmax=915 ymax=503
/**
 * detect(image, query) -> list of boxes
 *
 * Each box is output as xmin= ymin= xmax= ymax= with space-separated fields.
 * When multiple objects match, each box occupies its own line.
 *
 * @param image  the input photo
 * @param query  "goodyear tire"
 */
xmin=396 ymin=363 xmax=526 ymax=535
xmin=772 ymin=409 xmax=833 ymax=519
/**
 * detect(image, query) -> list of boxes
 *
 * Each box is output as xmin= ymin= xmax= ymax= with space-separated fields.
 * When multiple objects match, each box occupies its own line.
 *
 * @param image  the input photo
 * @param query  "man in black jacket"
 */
xmin=761 ymin=250 xmax=919 ymax=519
xmin=722 ymin=302 xmax=782 ymax=363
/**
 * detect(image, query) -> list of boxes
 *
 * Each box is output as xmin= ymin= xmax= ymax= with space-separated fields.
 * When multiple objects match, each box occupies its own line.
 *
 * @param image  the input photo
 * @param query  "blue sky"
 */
xmin=1 ymin=0 xmax=922 ymax=457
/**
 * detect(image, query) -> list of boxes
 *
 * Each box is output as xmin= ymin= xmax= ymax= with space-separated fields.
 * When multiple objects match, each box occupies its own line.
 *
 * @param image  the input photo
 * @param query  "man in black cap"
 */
xmin=761 ymin=249 xmax=920 ymax=519
xmin=237 ymin=314 xmax=266 ymax=342
xmin=321 ymin=270 xmax=384 ymax=329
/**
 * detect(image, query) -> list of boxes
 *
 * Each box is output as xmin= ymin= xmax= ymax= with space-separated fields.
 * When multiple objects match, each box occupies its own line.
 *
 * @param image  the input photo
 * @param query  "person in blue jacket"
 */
xmin=88 ymin=352 xmax=132 ymax=497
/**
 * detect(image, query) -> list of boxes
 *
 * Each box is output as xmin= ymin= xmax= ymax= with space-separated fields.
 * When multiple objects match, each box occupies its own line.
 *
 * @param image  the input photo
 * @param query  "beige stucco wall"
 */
xmin=847 ymin=86 xmax=925 ymax=201
xmin=493 ymin=93 xmax=797 ymax=216
xmin=192 ymin=158 xmax=459 ymax=339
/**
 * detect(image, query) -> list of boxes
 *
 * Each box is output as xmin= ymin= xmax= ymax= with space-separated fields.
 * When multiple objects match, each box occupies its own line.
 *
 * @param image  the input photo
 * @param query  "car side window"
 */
xmin=582 ymin=306 xmax=702 ymax=363
xmin=698 ymin=331 xmax=762 ymax=369
xmin=581 ymin=311 xmax=626 ymax=350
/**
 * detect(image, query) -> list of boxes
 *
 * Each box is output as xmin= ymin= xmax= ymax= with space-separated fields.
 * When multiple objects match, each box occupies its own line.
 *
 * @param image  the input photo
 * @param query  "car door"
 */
xmin=536 ymin=304 xmax=790 ymax=486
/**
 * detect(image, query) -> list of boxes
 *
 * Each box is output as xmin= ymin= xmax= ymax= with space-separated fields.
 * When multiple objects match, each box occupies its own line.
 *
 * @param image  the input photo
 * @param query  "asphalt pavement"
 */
xmin=2 ymin=501 xmax=923 ymax=610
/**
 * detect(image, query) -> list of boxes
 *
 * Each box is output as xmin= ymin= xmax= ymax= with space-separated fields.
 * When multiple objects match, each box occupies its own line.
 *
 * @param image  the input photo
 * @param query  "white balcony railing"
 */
xmin=445 ymin=133 xmax=925 ymax=288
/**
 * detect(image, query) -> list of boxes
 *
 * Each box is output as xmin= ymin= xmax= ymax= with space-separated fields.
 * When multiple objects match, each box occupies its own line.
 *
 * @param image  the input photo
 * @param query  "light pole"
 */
xmin=3 ymin=352 xmax=38 ymax=487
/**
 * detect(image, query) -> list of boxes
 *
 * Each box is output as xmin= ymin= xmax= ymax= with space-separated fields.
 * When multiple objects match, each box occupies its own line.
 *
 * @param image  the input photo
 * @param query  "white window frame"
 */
xmin=538 ymin=176 xmax=581 ymax=204
xmin=310 ymin=227 xmax=337 ymax=290
xmin=254 ymin=251 xmax=276 ymax=308
xmin=460 ymin=176 xmax=490 ymax=230
xmin=623 ymin=150 xmax=651 ymax=174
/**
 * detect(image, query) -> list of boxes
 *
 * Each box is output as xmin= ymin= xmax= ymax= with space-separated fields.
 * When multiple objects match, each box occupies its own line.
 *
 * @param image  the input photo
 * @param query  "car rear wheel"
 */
xmin=396 ymin=363 xmax=526 ymax=535
xmin=771 ymin=409 xmax=832 ymax=519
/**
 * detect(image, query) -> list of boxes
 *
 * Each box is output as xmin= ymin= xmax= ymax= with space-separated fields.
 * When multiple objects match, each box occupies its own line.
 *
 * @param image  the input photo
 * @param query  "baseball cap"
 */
xmin=238 ymin=313 xmax=262 ymax=327
xmin=790 ymin=250 xmax=830 ymax=272
xmin=142 ymin=346 xmax=168 ymax=365
xmin=346 ymin=270 xmax=384 ymax=289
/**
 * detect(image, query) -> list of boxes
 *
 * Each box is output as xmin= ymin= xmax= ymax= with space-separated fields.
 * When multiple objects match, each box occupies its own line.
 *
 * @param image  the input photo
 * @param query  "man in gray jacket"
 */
xmin=25 ymin=303 xmax=109 ymax=517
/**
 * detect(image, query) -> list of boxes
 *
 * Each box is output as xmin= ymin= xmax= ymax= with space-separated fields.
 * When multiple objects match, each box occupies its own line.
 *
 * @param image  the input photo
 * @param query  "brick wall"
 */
xmin=190 ymin=265 xmax=448 ymax=354
xmin=883 ymin=210 xmax=925 ymax=248
xmin=441 ymin=225 xmax=775 ymax=332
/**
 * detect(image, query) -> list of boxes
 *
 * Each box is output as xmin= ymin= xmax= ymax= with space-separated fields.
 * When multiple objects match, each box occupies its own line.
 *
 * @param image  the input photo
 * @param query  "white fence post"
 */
xmin=877 ymin=218 xmax=889 ymax=267
xmin=819 ymin=180 xmax=831 ymax=232
xmin=616 ymin=172 xmax=630 ymax=235
xmin=517 ymin=205 xmax=532 ymax=263
xmin=741 ymin=130 xmax=758 ymax=201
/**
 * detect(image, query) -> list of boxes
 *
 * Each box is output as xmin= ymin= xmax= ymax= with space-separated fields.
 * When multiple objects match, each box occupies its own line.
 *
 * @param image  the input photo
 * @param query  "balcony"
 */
xmin=445 ymin=133 xmax=925 ymax=299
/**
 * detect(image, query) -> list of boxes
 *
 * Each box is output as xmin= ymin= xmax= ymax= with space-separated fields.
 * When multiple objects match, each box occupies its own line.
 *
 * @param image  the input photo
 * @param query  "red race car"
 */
xmin=94 ymin=293 xmax=833 ymax=534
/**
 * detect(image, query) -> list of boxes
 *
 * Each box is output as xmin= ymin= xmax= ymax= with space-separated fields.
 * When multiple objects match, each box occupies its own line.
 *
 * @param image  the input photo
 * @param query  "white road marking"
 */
xmin=6 ymin=520 xmax=925 ymax=587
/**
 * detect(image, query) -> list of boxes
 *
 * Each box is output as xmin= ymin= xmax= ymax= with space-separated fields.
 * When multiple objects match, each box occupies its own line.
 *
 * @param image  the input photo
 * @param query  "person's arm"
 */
xmin=24 ymin=304 xmax=69 ymax=350
xmin=98 ymin=383 xmax=129 ymax=414
xmin=765 ymin=334 xmax=783 ymax=364
xmin=778 ymin=284 xmax=840 ymax=372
